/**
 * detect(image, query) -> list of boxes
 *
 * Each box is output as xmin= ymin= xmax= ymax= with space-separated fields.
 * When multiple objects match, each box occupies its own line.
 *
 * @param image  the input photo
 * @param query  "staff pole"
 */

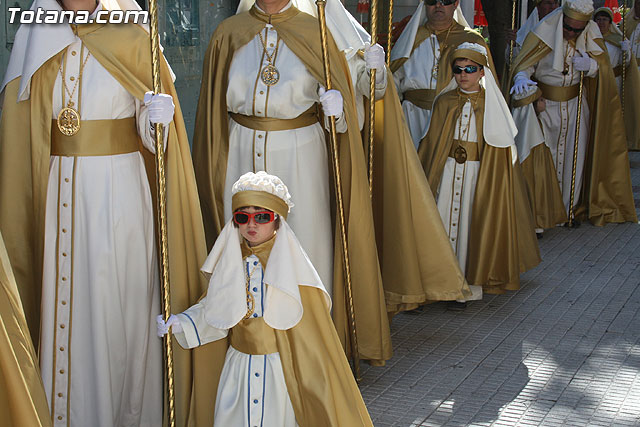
xmin=315 ymin=0 xmax=361 ymax=381
xmin=148 ymin=1 xmax=176 ymax=424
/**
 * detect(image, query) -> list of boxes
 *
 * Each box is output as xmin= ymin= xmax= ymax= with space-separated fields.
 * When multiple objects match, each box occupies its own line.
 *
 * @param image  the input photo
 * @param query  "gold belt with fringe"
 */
xmin=230 ymin=317 xmax=278 ymax=355
xmin=403 ymin=89 xmax=437 ymax=110
xmin=449 ymin=139 xmax=479 ymax=163
xmin=230 ymin=104 xmax=318 ymax=132
xmin=51 ymin=117 xmax=140 ymax=156
xmin=537 ymin=81 xmax=580 ymax=102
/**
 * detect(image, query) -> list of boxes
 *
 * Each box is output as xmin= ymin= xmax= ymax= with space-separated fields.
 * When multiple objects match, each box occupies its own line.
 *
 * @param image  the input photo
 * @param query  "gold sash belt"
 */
xmin=537 ymin=81 xmax=580 ymax=102
xmin=51 ymin=117 xmax=140 ymax=156
xmin=449 ymin=139 xmax=479 ymax=163
xmin=403 ymin=89 xmax=436 ymax=110
xmin=230 ymin=317 xmax=278 ymax=355
xmin=230 ymin=104 xmax=318 ymax=132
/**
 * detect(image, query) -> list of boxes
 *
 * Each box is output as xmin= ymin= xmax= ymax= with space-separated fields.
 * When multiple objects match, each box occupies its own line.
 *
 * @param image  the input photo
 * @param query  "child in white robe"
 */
xmin=157 ymin=171 xmax=373 ymax=427
xmin=419 ymin=43 xmax=540 ymax=308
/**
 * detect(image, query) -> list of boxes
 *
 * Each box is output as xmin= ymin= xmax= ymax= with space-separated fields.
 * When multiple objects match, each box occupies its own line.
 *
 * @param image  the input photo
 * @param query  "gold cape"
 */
xmin=390 ymin=21 xmax=496 ymax=93
xmin=508 ymin=34 xmax=638 ymax=226
xmin=191 ymin=6 xmax=392 ymax=368
xmin=0 ymin=231 xmax=50 ymax=426
xmin=0 ymin=23 xmax=211 ymax=426
xmin=603 ymin=30 xmax=640 ymax=151
xmin=363 ymin=70 xmax=471 ymax=313
xmin=419 ymin=89 xmax=541 ymax=293
xmin=521 ymin=144 xmax=568 ymax=228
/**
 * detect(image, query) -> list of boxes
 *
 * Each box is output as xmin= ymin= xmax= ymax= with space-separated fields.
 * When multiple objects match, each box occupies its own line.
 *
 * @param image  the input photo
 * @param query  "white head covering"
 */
xmin=200 ymin=172 xmax=330 ymax=331
xmin=390 ymin=2 xmax=470 ymax=63
xmin=516 ymin=8 xmax=540 ymax=46
xmin=237 ymin=0 xmax=369 ymax=59
xmin=593 ymin=7 xmax=623 ymax=37
xmin=436 ymin=42 xmax=518 ymax=151
xmin=531 ymin=5 xmax=602 ymax=74
xmin=1 ymin=0 xmax=154 ymax=102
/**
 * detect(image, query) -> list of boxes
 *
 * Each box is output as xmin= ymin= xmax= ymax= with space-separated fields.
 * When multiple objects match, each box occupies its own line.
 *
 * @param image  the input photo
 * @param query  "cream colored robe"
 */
xmin=435 ymin=93 xmax=483 ymax=302
xmin=40 ymin=37 xmax=162 ymax=427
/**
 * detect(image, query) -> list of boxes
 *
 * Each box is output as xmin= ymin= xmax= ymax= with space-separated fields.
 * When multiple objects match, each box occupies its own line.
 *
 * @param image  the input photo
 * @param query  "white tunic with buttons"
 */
xmin=175 ymin=254 xmax=297 ymax=427
xmin=39 ymin=37 xmax=162 ymax=427
xmin=435 ymin=94 xmax=482 ymax=302
xmin=393 ymin=36 xmax=440 ymax=148
xmin=223 ymin=19 xmax=346 ymax=296
xmin=515 ymin=40 xmax=596 ymax=214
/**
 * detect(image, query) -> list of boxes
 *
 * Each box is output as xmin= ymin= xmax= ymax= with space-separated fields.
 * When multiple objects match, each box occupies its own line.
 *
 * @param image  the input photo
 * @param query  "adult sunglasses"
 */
xmin=424 ymin=0 xmax=457 ymax=6
xmin=562 ymin=20 xmax=586 ymax=34
xmin=233 ymin=210 xmax=277 ymax=225
xmin=452 ymin=65 xmax=481 ymax=74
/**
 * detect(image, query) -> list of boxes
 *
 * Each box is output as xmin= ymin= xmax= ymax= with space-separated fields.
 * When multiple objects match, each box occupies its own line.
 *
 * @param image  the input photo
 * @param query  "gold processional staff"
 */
xmin=568 ymin=71 xmax=584 ymax=228
xmin=315 ymin=0 xmax=361 ymax=381
xmin=368 ymin=0 xmax=378 ymax=194
xmin=148 ymin=0 xmax=176 ymax=425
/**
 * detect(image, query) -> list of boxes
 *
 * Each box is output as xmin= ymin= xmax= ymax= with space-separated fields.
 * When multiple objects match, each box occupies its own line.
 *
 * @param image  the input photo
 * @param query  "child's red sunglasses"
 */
xmin=233 ymin=211 xmax=277 ymax=225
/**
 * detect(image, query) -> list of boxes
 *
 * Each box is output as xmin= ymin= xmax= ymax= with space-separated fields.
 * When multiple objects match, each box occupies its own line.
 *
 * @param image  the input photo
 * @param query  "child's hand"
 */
xmin=534 ymin=97 xmax=546 ymax=114
xmin=156 ymin=314 xmax=182 ymax=337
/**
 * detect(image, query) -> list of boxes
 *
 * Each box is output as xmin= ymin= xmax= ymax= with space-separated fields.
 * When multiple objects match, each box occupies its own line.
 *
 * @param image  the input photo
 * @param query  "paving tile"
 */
xmin=361 ymin=153 xmax=640 ymax=426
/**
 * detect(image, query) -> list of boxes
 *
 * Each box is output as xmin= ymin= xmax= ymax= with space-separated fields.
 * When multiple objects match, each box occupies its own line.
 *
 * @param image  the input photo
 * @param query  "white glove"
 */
xmin=156 ymin=314 xmax=182 ymax=337
xmin=364 ymin=43 xmax=385 ymax=73
xmin=318 ymin=87 xmax=343 ymax=117
xmin=572 ymin=50 xmax=593 ymax=72
xmin=510 ymin=76 xmax=537 ymax=96
xmin=621 ymin=40 xmax=631 ymax=53
xmin=144 ymin=91 xmax=175 ymax=126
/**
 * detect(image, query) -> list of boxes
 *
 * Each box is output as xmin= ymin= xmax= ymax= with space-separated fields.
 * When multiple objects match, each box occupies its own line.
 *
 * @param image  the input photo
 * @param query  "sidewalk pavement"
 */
xmin=359 ymin=152 xmax=640 ymax=426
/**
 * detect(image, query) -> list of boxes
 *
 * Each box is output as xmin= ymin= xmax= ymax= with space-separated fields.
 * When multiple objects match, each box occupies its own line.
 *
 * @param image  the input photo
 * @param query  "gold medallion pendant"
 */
xmin=261 ymin=64 xmax=280 ymax=86
xmin=57 ymin=106 xmax=81 ymax=136
xmin=432 ymin=63 xmax=439 ymax=80
xmin=454 ymin=145 xmax=468 ymax=164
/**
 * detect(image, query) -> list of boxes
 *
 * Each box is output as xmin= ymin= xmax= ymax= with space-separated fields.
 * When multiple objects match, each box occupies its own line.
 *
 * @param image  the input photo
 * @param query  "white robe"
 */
xmin=435 ymin=95 xmax=482 ymax=302
xmin=223 ymin=22 xmax=346 ymax=296
xmin=515 ymin=40 xmax=597 ymax=213
xmin=40 ymin=37 xmax=162 ymax=427
xmin=175 ymin=253 xmax=297 ymax=427
xmin=393 ymin=36 xmax=440 ymax=148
